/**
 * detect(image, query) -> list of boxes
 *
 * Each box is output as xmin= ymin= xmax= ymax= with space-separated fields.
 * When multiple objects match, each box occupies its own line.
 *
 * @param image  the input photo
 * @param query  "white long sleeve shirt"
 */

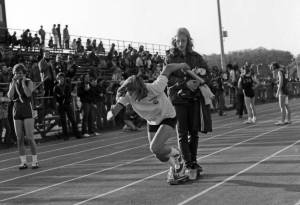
xmin=118 ymin=75 xmax=176 ymax=125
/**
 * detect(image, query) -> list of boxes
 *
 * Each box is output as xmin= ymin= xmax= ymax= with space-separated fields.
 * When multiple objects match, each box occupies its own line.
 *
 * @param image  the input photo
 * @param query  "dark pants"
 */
xmin=175 ymin=100 xmax=200 ymax=166
xmin=58 ymin=104 xmax=79 ymax=139
xmin=215 ymin=90 xmax=225 ymax=115
xmin=58 ymin=34 xmax=62 ymax=48
xmin=237 ymin=93 xmax=246 ymax=116
xmin=44 ymin=78 xmax=54 ymax=97
xmin=96 ymin=101 xmax=107 ymax=130
xmin=81 ymin=103 xmax=95 ymax=134
xmin=64 ymin=39 xmax=69 ymax=49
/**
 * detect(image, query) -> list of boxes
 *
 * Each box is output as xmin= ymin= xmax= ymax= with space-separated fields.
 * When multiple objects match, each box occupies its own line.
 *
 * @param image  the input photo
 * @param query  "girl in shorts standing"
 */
xmin=238 ymin=66 xmax=259 ymax=124
xmin=7 ymin=64 xmax=39 ymax=169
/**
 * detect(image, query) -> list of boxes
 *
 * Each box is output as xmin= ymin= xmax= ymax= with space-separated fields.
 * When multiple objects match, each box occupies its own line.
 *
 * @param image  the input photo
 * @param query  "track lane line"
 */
xmin=178 ymin=125 xmax=300 ymax=205
xmin=71 ymin=123 xmax=299 ymax=204
xmin=0 ymin=118 xmax=275 ymax=200
xmin=0 ymin=101 xmax=292 ymax=158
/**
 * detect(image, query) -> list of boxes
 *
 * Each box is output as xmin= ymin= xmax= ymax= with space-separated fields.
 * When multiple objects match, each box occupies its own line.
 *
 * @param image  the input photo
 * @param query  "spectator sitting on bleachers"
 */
xmin=48 ymin=37 xmax=54 ymax=48
xmin=27 ymin=33 xmax=33 ymax=49
xmin=71 ymin=39 xmax=77 ymax=50
xmin=97 ymin=41 xmax=105 ymax=54
xmin=92 ymin=39 xmax=97 ymax=50
xmin=32 ymin=34 xmax=40 ymax=48
xmin=65 ymin=56 xmax=77 ymax=80
xmin=21 ymin=29 xmax=30 ymax=49
xmin=10 ymin=32 xmax=19 ymax=48
xmin=86 ymin=39 xmax=93 ymax=51
xmin=53 ymin=54 xmax=67 ymax=74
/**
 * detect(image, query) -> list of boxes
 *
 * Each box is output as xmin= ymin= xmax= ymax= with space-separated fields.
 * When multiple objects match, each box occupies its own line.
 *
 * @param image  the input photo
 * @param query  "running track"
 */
xmin=0 ymin=99 xmax=300 ymax=205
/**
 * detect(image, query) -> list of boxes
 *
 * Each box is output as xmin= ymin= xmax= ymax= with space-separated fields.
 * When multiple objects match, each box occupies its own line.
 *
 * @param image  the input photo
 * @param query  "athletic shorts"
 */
xmin=147 ymin=117 xmax=177 ymax=133
xmin=279 ymin=95 xmax=289 ymax=105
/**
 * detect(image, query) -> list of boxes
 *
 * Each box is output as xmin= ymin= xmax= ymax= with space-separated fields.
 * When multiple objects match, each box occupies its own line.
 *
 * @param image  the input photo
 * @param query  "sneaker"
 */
xmin=244 ymin=118 xmax=253 ymax=124
xmin=19 ymin=163 xmax=28 ymax=170
xmin=285 ymin=120 xmax=292 ymax=124
xmin=166 ymin=166 xmax=188 ymax=185
xmin=275 ymin=121 xmax=285 ymax=126
xmin=32 ymin=162 xmax=39 ymax=169
xmin=192 ymin=161 xmax=203 ymax=173
xmin=83 ymin=133 xmax=90 ymax=137
xmin=167 ymin=154 xmax=188 ymax=185
xmin=252 ymin=117 xmax=256 ymax=123
xmin=185 ymin=167 xmax=197 ymax=180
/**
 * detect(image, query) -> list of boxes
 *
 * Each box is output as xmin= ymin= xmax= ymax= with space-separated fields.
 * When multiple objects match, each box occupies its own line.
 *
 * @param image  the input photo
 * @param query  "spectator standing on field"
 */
xmin=63 ymin=25 xmax=70 ymax=49
xmin=38 ymin=25 xmax=46 ymax=47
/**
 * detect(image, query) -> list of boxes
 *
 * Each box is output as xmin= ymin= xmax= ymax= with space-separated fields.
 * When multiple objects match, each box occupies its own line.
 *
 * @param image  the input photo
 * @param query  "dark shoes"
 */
xmin=19 ymin=163 xmax=28 ymax=170
xmin=19 ymin=162 xmax=39 ymax=170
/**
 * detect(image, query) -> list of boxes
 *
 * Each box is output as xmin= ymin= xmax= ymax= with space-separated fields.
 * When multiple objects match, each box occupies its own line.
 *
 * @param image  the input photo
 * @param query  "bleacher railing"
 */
xmin=3 ymin=27 xmax=170 ymax=56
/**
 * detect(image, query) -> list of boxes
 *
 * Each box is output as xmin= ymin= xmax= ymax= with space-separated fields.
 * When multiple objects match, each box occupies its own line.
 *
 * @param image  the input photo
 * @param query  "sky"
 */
xmin=5 ymin=0 xmax=300 ymax=55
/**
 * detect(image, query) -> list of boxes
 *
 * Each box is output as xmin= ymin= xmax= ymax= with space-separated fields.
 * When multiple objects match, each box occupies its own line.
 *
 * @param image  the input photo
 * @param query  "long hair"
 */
xmin=171 ymin=27 xmax=194 ymax=53
xmin=116 ymin=75 xmax=148 ymax=101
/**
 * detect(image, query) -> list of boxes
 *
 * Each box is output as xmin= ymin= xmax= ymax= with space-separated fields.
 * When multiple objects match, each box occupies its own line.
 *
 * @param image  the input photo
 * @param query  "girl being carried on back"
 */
xmin=107 ymin=63 xmax=190 ymax=185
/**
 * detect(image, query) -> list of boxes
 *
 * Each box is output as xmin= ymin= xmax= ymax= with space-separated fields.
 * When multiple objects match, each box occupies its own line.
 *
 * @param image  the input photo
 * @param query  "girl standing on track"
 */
xmin=238 ymin=65 xmax=259 ymax=124
xmin=7 ymin=64 xmax=39 ymax=169
xmin=166 ymin=28 xmax=208 ymax=180
xmin=270 ymin=62 xmax=292 ymax=125
xmin=107 ymin=63 xmax=190 ymax=185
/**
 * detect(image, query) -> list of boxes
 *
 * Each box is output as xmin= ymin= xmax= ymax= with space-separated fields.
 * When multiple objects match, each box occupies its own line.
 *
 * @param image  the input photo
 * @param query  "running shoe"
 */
xmin=83 ymin=133 xmax=90 ymax=137
xmin=32 ymin=162 xmax=39 ymax=169
xmin=252 ymin=116 xmax=256 ymax=123
xmin=274 ymin=121 xmax=285 ymax=126
xmin=167 ymin=154 xmax=188 ymax=185
xmin=185 ymin=167 xmax=197 ymax=180
xmin=192 ymin=161 xmax=203 ymax=173
xmin=285 ymin=120 xmax=292 ymax=124
xmin=244 ymin=118 xmax=253 ymax=124
xmin=19 ymin=163 xmax=28 ymax=170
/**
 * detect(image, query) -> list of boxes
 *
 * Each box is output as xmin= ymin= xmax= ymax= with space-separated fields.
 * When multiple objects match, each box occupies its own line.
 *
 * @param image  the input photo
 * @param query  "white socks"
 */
xmin=32 ymin=155 xmax=38 ymax=163
xmin=20 ymin=155 xmax=38 ymax=164
xmin=20 ymin=156 xmax=27 ymax=164
xmin=168 ymin=147 xmax=180 ymax=169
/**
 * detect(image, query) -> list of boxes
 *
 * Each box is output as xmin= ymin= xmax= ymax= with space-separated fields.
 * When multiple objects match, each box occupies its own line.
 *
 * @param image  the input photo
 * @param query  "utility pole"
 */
xmin=217 ymin=0 xmax=226 ymax=71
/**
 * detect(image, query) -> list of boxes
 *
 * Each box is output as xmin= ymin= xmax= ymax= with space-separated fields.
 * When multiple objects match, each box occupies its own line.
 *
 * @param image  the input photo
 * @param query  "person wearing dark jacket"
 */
xmin=77 ymin=73 xmax=95 ymax=137
xmin=53 ymin=73 xmax=81 ymax=140
xmin=166 ymin=28 xmax=210 ymax=180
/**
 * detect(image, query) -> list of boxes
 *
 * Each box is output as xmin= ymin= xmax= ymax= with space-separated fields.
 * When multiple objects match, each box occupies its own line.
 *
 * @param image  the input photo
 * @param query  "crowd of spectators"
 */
xmin=0 ymin=34 xmax=167 ymax=148
xmin=0 ymin=26 xmax=299 ymax=149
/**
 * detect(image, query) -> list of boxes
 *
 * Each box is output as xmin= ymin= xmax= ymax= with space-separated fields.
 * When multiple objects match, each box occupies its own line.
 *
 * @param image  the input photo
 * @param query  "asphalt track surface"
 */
xmin=0 ymin=99 xmax=300 ymax=205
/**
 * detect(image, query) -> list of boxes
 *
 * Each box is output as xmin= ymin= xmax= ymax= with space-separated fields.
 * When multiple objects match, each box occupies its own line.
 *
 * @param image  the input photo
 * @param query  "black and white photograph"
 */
xmin=0 ymin=0 xmax=299 ymax=204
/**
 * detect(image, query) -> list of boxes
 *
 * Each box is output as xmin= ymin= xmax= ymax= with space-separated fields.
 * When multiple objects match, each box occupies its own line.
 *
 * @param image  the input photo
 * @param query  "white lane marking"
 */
xmin=0 ymin=136 xmax=146 ymax=172
xmin=0 ymin=101 xmax=291 ymax=158
xmin=73 ymin=122 xmax=296 ymax=204
xmin=0 ymin=114 xmax=268 ymax=175
xmin=0 ymin=132 xmax=144 ymax=163
xmin=0 ymin=117 xmax=272 ymax=200
xmin=0 ymin=155 xmax=153 ymax=203
xmin=178 ymin=134 xmax=300 ymax=204
xmin=0 ymin=144 xmax=147 ymax=185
